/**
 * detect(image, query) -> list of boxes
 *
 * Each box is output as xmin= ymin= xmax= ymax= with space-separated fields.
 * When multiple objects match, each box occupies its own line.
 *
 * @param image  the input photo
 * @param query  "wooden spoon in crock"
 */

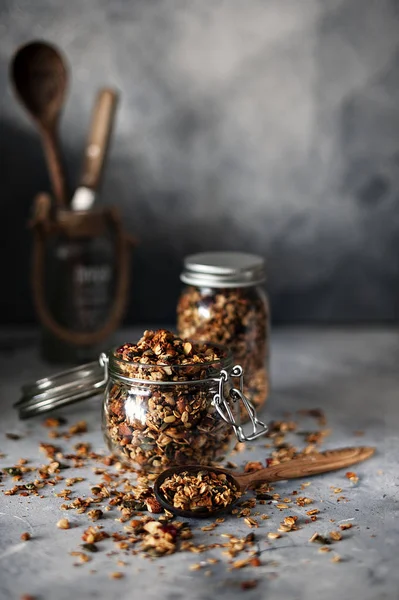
xmin=11 ymin=40 xmax=69 ymax=206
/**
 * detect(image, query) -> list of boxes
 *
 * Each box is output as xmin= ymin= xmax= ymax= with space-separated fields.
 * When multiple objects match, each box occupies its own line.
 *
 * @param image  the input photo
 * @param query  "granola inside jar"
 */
xmin=177 ymin=252 xmax=270 ymax=416
xmin=102 ymin=329 xmax=239 ymax=473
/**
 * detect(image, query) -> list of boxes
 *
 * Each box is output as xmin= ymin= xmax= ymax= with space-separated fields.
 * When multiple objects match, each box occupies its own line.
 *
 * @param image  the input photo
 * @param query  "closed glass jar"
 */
xmin=102 ymin=342 xmax=267 ymax=473
xmin=177 ymin=252 xmax=270 ymax=415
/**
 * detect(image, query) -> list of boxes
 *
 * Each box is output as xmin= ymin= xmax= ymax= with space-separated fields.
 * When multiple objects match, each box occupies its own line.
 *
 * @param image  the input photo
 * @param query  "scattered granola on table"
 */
xmin=102 ymin=329 xmax=239 ymax=473
xmin=158 ymin=470 xmax=242 ymax=513
xmin=1 ymin=409 xmax=366 ymax=591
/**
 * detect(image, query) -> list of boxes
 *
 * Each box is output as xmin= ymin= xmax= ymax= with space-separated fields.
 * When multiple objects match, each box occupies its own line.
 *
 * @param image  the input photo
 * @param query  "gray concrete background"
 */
xmin=1 ymin=0 xmax=399 ymax=324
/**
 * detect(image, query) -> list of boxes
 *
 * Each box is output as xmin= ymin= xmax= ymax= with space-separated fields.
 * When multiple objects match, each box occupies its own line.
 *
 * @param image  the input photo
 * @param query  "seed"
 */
xmin=57 ymin=518 xmax=70 ymax=529
xmin=163 ymin=415 xmax=176 ymax=424
xmin=183 ymin=342 xmax=192 ymax=355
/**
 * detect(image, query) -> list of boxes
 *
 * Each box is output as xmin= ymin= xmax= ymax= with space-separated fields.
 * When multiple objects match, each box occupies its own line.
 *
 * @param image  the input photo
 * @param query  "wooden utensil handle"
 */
xmin=41 ymin=127 xmax=68 ymax=207
xmin=237 ymin=447 xmax=375 ymax=490
xmin=80 ymin=88 xmax=118 ymax=191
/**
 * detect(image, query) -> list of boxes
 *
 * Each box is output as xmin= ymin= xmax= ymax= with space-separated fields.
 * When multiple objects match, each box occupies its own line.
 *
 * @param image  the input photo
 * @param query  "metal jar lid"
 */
xmin=15 ymin=358 xmax=107 ymax=419
xmin=180 ymin=252 xmax=266 ymax=288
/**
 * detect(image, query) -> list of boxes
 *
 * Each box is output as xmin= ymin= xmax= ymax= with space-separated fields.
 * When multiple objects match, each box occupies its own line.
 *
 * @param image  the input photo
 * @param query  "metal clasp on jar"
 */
xmin=212 ymin=365 xmax=268 ymax=442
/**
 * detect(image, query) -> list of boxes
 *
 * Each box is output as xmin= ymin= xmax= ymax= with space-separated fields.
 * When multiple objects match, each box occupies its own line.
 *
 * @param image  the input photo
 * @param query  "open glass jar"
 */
xmin=101 ymin=344 xmax=268 ymax=473
xmin=177 ymin=252 xmax=270 ymax=416
xmin=15 ymin=331 xmax=268 ymax=474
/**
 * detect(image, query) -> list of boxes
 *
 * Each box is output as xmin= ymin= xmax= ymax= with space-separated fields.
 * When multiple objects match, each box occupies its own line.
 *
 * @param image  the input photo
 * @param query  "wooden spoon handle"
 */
xmin=80 ymin=88 xmax=118 ymax=191
xmin=236 ymin=446 xmax=375 ymax=490
xmin=41 ymin=126 xmax=68 ymax=207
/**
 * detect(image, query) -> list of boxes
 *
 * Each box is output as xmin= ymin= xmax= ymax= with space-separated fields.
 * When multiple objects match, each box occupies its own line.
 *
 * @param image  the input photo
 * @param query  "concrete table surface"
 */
xmin=0 ymin=327 xmax=398 ymax=600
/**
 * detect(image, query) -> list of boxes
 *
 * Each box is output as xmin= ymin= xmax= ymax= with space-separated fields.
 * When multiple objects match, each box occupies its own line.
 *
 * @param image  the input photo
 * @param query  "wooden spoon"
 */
xmin=154 ymin=446 xmax=375 ymax=518
xmin=11 ymin=40 xmax=69 ymax=206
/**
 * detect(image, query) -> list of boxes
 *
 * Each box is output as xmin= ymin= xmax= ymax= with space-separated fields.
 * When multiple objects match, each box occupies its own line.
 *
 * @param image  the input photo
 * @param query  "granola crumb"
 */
xmin=331 ymin=554 xmax=343 ymax=563
xmin=110 ymin=572 xmax=124 ymax=579
xmin=231 ymin=558 xmax=250 ymax=569
xmin=20 ymin=532 xmax=31 ymax=541
xmin=339 ymin=523 xmax=353 ymax=530
xmin=309 ymin=532 xmax=331 ymax=545
xmin=329 ymin=530 xmax=343 ymax=541
xmin=243 ymin=517 xmax=259 ymax=529
xmin=346 ymin=471 xmax=359 ymax=484
xmin=69 ymin=421 xmax=87 ymax=435
xmin=241 ymin=580 xmax=258 ymax=590
xmin=57 ymin=518 xmax=71 ymax=529
xmin=267 ymin=532 xmax=281 ymax=540
xmin=87 ymin=509 xmax=103 ymax=522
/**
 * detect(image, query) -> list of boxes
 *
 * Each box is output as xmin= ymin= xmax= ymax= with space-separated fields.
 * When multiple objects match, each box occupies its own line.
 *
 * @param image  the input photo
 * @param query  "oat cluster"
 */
xmin=104 ymin=330 xmax=237 ymax=472
xmin=115 ymin=329 xmax=222 ymax=369
xmin=177 ymin=286 xmax=269 ymax=416
xmin=159 ymin=470 xmax=242 ymax=513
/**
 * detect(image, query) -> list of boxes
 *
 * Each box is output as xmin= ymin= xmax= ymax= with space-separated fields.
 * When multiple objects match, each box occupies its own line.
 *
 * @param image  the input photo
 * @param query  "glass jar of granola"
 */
xmin=177 ymin=252 xmax=269 ymax=416
xmin=102 ymin=330 xmax=268 ymax=473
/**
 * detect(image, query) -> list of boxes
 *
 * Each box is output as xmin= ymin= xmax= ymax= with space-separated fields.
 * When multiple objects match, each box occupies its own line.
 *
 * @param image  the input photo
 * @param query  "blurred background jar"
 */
xmin=177 ymin=252 xmax=270 ymax=417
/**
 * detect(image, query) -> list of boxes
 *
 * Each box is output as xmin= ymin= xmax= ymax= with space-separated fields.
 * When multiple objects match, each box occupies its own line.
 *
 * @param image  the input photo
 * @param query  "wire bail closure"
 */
xmin=212 ymin=365 xmax=268 ymax=442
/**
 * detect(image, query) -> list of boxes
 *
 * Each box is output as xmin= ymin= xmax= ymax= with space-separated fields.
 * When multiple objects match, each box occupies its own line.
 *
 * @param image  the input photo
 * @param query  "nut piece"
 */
xmin=20 ymin=532 xmax=31 ymax=541
xmin=57 ymin=518 xmax=70 ymax=529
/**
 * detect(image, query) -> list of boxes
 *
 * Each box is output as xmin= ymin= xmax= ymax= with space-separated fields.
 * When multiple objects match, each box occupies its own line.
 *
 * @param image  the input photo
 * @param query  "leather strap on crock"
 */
xmin=31 ymin=196 xmax=134 ymax=346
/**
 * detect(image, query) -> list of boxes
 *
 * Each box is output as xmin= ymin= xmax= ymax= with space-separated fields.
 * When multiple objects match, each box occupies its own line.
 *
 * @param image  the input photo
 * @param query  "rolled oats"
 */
xmin=103 ymin=330 xmax=238 ymax=472
xmin=177 ymin=285 xmax=269 ymax=416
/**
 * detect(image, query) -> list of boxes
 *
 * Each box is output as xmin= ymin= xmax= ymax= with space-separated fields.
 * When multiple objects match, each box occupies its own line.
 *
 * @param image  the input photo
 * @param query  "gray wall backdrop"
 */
xmin=1 ymin=0 xmax=399 ymax=325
